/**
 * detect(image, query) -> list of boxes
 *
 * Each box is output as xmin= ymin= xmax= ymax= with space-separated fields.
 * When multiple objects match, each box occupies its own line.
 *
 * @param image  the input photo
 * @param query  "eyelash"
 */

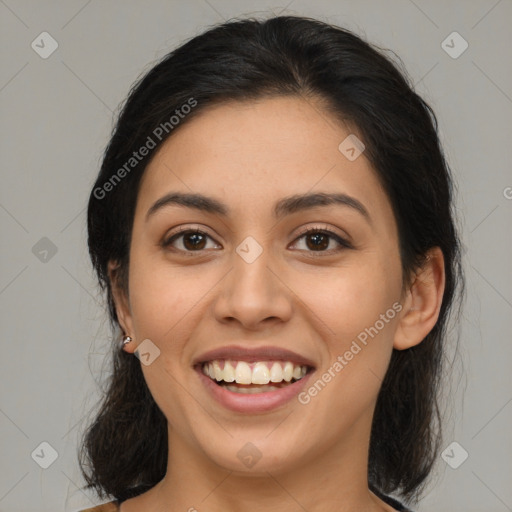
xmin=162 ymin=225 xmax=353 ymax=255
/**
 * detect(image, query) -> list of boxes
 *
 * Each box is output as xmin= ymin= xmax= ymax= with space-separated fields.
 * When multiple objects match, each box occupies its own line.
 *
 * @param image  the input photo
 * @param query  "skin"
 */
xmin=109 ymin=95 xmax=445 ymax=512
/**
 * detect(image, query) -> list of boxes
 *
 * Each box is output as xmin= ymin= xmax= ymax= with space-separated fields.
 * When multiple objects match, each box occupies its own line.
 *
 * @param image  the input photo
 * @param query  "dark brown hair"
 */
xmin=80 ymin=14 xmax=465 ymax=506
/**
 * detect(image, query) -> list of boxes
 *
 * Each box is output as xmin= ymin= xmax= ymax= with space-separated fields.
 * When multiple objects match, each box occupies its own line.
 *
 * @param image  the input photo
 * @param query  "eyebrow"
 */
xmin=145 ymin=191 xmax=371 ymax=224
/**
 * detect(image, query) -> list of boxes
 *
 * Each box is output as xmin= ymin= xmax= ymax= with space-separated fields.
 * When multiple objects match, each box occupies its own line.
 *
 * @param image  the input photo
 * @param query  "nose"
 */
xmin=213 ymin=241 xmax=293 ymax=330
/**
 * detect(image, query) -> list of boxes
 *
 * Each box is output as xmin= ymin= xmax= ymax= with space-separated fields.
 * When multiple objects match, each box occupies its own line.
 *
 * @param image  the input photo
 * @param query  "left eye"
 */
xmin=291 ymin=228 xmax=352 ymax=252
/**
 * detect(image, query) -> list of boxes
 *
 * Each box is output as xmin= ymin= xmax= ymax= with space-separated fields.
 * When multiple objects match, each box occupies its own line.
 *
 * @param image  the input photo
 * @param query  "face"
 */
xmin=114 ymin=96 xmax=409 ymax=475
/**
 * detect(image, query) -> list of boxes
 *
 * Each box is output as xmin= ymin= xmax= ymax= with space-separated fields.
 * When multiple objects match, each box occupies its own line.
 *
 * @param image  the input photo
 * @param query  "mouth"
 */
xmin=193 ymin=346 xmax=316 ymax=413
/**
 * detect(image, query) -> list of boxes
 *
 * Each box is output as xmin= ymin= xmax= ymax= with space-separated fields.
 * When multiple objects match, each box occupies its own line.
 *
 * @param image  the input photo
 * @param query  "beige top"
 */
xmin=80 ymin=501 xmax=119 ymax=512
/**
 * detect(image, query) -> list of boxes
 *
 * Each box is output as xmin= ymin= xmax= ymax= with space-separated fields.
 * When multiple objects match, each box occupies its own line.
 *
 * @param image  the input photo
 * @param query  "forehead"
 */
xmin=136 ymin=96 xmax=394 ymax=228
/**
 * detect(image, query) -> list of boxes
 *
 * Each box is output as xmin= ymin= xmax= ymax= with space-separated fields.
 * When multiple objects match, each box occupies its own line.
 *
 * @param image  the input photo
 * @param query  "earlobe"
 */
xmin=393 ymin=247 xmax=446 ymax=350
xmin=107 ymin=260 xmax=136 ymax=353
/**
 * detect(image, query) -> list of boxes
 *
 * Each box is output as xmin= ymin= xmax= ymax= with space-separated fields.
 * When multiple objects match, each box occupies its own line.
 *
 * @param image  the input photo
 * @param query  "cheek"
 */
xmin=298 ymin=266 xmax=401 ymax=424
xmin=299 ymin=260 xmax=400 ymax=345
xmin=128 ymin=248 xmax=194 ymax=333
xmin=127 ymin=255 xmax=200 ymax=431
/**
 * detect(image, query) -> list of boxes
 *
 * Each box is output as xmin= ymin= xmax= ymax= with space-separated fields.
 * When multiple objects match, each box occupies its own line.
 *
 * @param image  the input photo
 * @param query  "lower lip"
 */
xmin=195 ymin=365 xmax=314 ymax=413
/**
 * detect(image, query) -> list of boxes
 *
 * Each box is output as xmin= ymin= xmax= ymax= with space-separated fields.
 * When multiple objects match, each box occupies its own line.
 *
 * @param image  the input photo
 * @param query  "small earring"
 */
xmin=120 ymin=335 xmax=132 ymax=349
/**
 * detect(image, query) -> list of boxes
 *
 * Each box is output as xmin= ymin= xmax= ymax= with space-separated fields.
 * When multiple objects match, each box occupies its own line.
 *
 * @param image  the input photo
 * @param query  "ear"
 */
xmin=393 ymin=247 xmax=446 ymax=350
xmin=108 ymin=260 xmax=136 ymax=354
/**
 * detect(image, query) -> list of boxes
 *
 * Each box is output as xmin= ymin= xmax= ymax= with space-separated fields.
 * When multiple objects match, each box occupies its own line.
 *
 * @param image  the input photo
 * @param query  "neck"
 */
xmin=130 ymin=413 xmax=394 ymax=512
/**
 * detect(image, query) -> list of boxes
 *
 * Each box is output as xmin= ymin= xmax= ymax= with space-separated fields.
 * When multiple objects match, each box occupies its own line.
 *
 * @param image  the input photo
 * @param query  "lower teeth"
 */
xmin=219 ymin=381 xmax=296 ymax=394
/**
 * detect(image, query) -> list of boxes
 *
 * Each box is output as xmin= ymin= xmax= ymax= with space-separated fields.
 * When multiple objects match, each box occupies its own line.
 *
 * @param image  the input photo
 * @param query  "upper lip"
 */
xmin=193 ymin=345 xmax=316 ymax=368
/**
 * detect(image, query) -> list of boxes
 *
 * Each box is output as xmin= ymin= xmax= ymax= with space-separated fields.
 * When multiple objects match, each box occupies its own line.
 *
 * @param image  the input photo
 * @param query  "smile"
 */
xmin=195 ymin=359 xmax=314 ymax=413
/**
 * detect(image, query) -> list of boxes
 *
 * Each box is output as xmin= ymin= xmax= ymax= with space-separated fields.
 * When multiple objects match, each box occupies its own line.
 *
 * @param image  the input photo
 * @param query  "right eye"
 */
xmin=162 ymin=227 xmax=222 ymax=253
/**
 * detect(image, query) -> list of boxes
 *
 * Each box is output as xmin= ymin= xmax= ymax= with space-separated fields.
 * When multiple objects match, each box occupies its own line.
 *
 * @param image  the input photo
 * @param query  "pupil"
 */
xmin=307 ymin=233 xmax=328 ymax=250
xmin=184 ymin=233 xmax=206 ymax=250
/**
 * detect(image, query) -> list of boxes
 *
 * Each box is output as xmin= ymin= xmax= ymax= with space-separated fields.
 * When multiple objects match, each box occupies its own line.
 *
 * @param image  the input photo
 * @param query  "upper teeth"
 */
xmin=202 ymin=360 xmax=308 ymax=385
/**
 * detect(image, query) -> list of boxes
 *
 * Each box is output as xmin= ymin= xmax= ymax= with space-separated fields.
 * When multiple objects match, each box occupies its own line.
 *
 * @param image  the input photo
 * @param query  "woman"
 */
xmin=79 ymin=14 xmax=464 ymax=512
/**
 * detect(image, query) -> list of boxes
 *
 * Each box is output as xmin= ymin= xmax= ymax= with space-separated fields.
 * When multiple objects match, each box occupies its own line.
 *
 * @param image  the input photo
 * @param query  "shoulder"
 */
xmin=79 ymin=501 xmax=120 ymax=512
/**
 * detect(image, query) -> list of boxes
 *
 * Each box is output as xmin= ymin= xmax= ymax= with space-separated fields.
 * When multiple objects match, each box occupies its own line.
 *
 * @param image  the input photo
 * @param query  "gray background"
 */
xmin=1 ymin=1 xmax=511 ymax=511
